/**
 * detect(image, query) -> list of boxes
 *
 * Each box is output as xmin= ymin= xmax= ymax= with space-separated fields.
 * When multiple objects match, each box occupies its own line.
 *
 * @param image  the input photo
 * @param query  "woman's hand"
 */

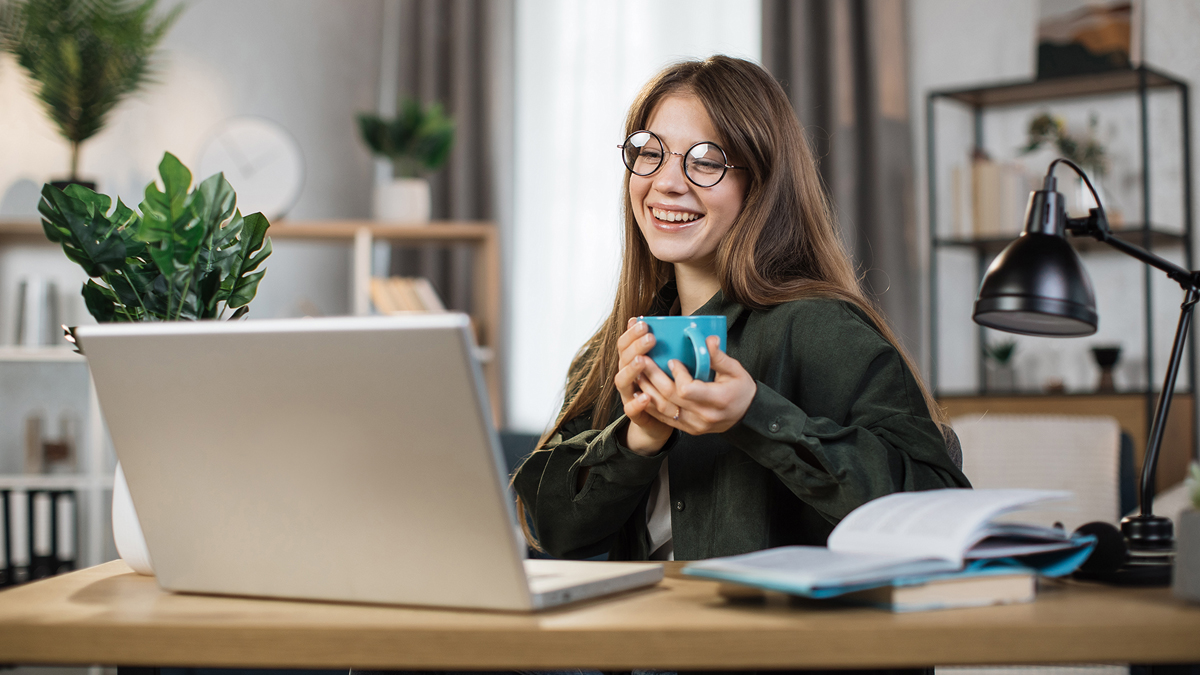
xmin=638 ymin=335 xmax=757 ymax=435
xmin=614 ymin=318 xmax=676 ymax=455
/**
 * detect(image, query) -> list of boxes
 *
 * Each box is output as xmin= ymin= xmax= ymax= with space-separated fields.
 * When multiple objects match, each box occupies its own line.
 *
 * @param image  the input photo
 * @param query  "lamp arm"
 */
xmin=1048 ymin=158 xmax=1196 ymax=543
xmin=1050 ymin=157 xmax=1200 ymax=290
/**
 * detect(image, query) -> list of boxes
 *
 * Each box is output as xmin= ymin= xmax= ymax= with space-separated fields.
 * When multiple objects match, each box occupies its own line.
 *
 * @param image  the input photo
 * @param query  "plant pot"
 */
xmin=49 ymin=179 xmax=97 ymax=192
xmin=1175 ymin=509 xmax=1200 ymax=602
xmin=112 ymin=462 xmax=154 ymax=575
xmin=984 ymin=363 xmax=1017 ymax=393
xmin=372 ymin=177 xmax=431 ymax=224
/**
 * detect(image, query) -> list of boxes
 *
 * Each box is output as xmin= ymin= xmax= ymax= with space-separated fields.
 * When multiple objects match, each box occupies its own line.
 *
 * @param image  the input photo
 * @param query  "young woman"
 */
xmin=513 ymin=55 xmax=969 ymax=563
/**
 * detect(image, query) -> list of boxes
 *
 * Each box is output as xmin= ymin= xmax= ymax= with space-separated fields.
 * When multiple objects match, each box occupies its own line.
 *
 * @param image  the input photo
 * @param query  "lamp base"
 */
xmin=1073 ymin=556 xmax=1172 ymax=586
xmin=1072 ymin=515 xmax=1175 ymax=586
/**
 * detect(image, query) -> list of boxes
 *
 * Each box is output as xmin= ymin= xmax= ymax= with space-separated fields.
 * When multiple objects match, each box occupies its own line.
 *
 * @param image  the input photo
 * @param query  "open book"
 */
xmin=684 ymin=489 xmax=1096 ymax=606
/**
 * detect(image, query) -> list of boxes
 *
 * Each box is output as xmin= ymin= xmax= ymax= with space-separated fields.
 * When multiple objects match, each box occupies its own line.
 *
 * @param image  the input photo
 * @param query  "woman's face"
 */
xmin=628 ymin=94 xmax=748 ymax=273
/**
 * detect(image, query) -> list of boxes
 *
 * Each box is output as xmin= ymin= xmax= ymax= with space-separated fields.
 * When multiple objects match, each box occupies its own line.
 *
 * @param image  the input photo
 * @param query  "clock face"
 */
xmin=196 ymin=117 xmax=305 ymax=221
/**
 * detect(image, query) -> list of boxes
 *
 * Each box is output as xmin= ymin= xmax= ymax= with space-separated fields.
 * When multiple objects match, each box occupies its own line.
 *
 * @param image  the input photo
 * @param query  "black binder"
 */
xmin=54 ymin=491 xmax=77 ymax=574
xmin=7 ymin=489 xmax=29 ymax=585
xmin=0 ymin=489 xmax=9 ymax=587
xmin=29 ymin=490 xmax=55 ymax=580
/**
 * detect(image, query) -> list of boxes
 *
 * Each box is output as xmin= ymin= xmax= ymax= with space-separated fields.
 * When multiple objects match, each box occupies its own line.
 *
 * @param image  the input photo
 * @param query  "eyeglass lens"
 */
xmin=621 ymin=131 xmax=729 ymax=188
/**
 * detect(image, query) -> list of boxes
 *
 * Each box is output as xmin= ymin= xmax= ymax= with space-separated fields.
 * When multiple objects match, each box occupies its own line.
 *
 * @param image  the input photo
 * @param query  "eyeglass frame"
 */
xmin=617 ymin=130 xmax=744 ymax=188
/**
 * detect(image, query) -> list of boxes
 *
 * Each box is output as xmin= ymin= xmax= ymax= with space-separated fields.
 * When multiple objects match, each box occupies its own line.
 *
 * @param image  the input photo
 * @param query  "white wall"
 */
xmin=506 ymin=0 xmax=761 ymax=432
xmin=0 ymin=0 xmax=385 ymax=334
xmin=909 ymin=0 xmax=1200 ymax=396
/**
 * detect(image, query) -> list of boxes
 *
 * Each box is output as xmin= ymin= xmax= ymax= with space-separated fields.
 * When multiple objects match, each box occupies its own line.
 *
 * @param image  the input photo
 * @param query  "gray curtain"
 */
xmin=386 ymin=0 xmax=509 ymax=314
xmin=762 ymin=0 xmax=921 ymax=354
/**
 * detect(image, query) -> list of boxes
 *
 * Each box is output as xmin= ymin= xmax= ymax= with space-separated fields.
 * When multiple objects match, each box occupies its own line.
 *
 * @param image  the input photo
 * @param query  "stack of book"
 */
xmin=685 ymin=489 xmax=1095 ymax=612
xmin=369 ymin=277 xmax=446 ymax=314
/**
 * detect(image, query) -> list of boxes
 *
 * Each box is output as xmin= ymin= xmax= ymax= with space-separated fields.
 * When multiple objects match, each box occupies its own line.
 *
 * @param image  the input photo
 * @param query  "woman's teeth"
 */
xmin=652 ymin=207 xmax=701 ymax=223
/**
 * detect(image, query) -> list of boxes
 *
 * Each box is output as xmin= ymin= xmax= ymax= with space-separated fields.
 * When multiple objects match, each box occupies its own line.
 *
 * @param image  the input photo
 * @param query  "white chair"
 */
xmin=938 ymin=413 xmax=1125 ymax=675
xmin=951 ymin=413 xmax=1122 ymax=530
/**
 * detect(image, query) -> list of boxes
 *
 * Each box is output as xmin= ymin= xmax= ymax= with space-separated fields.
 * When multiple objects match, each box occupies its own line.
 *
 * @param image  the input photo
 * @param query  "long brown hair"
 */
xmin=517 ymin=56 xmax=945 ymax=544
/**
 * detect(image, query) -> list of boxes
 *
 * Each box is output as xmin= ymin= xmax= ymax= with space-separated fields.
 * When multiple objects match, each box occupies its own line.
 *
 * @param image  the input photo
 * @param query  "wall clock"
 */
xmin=196 ymin=116 xmax=305 ymax=221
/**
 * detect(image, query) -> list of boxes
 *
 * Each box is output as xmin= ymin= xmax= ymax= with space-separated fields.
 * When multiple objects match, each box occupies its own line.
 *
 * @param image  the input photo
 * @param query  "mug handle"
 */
xmin=683 ymin=324 xmax=711 ymax=382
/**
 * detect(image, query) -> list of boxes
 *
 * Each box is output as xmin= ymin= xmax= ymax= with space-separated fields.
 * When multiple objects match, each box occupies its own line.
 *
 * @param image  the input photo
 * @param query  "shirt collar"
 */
xmin=652 ymin=281 xmax=747 ymax=326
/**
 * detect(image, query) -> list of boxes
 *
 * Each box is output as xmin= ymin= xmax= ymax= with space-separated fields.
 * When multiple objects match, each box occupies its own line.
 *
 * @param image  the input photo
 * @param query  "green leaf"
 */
xmin=64 ymin=183 xmax=112 ymax=215
xmin=39 ymin=183 xmax=127 ymax=277
xmin=82 ymin=280 xmax=119 ymax=322
xmin=198 ymin=269 xmax=222 ymax=318
xmin=158 ymin=152 xmax=192 ymax=219
xmin=226 ymin=270 xmax=265 ymax=309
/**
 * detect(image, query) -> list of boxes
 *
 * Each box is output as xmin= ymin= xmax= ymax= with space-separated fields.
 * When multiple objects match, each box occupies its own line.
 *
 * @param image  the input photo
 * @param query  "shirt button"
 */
xmin=768 ymin=420 xmax=781 ymax=433
xmin=675 ymin=500 xmax=685 ymax=512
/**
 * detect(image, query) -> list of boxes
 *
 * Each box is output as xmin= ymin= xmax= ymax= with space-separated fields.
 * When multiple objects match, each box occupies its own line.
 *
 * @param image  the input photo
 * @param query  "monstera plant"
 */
xmin=40 ymin=152 xmax=272 ymax=326
xmin=38 ymin=152 xmax=272 ymax=577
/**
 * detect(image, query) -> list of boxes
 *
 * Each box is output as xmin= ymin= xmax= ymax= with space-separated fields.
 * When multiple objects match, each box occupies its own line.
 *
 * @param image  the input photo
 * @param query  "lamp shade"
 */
xmin=973 ymin=232 xmax=1098 ymax=336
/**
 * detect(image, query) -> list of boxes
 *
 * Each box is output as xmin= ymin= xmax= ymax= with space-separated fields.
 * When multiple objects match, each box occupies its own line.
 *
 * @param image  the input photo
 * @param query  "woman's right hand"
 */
xmin=614 ymin=318 xmax=675 ymax=456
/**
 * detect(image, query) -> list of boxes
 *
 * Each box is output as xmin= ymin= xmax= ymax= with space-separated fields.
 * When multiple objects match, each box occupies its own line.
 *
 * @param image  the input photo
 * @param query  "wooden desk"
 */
xmin=2 ymin=562 xmax=1200 ymax=670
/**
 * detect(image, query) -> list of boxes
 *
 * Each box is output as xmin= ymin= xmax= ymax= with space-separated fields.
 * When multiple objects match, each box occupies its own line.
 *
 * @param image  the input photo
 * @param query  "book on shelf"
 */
xmin=370 ymin=277 xmax=446 ymax=314
xmin=970 ymin=158 xmax=1030 ymax=239
xmin=1 ymin=488 xmax=77 ymax=587
xmin=684 ymin=489 xmax=1095 ymax=611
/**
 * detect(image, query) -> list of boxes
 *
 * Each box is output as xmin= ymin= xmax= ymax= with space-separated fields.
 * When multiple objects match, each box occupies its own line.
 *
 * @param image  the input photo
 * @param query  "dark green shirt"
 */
xmin=513 ymin=289 xmax=971 ymax=561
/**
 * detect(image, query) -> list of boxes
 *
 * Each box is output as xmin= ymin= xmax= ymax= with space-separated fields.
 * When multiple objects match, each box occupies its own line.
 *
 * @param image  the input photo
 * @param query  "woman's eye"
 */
xmin=639 ymin=150 xmax=663 ymax=161
xmin=690 ymin=158 xmax=723 ymax=173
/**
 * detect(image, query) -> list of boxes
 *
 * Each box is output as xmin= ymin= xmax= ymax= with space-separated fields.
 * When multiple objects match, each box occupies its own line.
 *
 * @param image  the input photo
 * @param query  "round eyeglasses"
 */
xmin=618 ymin=130 xmax=742 ymax=188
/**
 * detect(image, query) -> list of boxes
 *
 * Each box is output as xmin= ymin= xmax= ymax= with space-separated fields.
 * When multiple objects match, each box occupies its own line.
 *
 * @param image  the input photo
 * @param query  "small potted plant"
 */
xmin=357 ymin=98 xmax=454 ymax=224
xmin=1175 ymin=462 xmax=1200 ymax=602
xmin=1022 ymin=113 xmax=1112 ymax=219
xmin=41 ymin=151 xmax=272 ymax=574
xmin=983 ymin=340 xmax=1018 ymax=393
xmin=0 ymin=0 xmax=182 ymax=189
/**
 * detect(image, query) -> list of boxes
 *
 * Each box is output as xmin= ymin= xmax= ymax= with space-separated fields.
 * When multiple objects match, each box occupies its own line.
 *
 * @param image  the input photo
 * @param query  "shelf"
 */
xmin=270 ymin=220 xmax=495 ymax=243
xmin=0 ymin=219 xmax=47 ymax=244
xmin=935 ymin=225 xmax=1189 ymax=257
xmin=0 ymin=346 xmax=84 ymax=362
xmin=931 ymin=67 xmax=1185 ymax=108
xmin=0 ymin=473 xmax=114 ymax=490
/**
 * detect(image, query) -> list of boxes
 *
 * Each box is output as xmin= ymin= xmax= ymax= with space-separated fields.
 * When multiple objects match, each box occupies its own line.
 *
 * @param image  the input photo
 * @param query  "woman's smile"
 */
xmin=650 ymin=204 xmax=703 ymax=225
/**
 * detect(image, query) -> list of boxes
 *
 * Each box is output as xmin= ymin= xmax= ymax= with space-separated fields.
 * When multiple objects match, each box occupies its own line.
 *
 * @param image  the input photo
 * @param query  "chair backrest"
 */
xmin=951 ymin=413 xmax=1121 ymax=530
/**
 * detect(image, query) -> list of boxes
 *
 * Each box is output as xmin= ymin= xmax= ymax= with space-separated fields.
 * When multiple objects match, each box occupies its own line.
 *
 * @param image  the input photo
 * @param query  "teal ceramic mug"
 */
xmin=638 ymin=315 xmax=727 ymax=382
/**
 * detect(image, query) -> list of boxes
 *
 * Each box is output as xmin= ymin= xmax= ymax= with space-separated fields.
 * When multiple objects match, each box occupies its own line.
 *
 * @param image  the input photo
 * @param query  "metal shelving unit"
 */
xmin=927 ymin=66 xmax=1194 ymax=409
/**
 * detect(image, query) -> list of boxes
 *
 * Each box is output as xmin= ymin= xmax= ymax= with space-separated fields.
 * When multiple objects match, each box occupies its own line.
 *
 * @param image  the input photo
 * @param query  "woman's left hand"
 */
xmin=636 ymin=335 xmax=757 ymax=435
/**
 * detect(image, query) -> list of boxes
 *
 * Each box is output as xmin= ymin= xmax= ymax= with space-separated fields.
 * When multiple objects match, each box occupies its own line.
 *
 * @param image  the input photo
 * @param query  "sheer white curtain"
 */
xmin=508 ymin=0 xmax=760 ymax=432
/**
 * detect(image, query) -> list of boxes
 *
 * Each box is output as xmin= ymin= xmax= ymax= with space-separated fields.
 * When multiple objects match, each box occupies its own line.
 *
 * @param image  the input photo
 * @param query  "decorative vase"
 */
xmin=1176 ymin=509 xmax=1200 ymax=603
xmin=372 ymin=177 xmax=431 ymax=224
xmin=112 ymin=462 xmax=154 ymax=575
xmin=1091 ymin=345 xmax=1121 ymax=393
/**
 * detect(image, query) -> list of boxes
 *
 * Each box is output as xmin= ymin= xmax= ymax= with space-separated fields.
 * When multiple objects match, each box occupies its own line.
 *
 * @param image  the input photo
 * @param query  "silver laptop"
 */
xmin=76 ymin=314 xmax=661 ymax=611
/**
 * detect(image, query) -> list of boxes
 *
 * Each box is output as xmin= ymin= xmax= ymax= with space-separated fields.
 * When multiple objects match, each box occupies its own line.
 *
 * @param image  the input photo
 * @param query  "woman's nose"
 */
xmin=652 ymin=153 xmax=689 ymax=193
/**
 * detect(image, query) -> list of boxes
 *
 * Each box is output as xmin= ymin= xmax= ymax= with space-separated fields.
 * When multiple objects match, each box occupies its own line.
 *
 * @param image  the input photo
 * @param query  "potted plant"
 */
xmin=0 ymin=0 xmax=181 ymax=189
xmin=983 ymin=340 xmax=1018 ymax=393
xmin=40 ymin=151 xmax=272 ymax=574
xmin=1175 ymin=462 xmax=1200 ymax=602
xmin=1022 ymin=113 xmax=1112 ymax=218
xmin=357 ymin=98 xmax=454 ymax=223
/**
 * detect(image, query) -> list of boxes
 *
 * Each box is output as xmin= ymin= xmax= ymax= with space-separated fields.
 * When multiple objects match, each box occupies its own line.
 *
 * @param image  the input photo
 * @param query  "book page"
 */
xmin=827 ymin=489 xmax=1070 ymax=565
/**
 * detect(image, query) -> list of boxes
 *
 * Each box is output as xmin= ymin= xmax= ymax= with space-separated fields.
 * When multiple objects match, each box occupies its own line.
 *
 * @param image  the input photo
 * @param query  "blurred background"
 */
xmin=2 ymin=0 xmax=1199 ymax=589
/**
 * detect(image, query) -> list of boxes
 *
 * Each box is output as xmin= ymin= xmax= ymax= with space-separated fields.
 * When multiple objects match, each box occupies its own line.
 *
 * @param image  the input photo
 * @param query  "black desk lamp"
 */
xmin=974 ymin=158 xmax=1195 ymax=585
